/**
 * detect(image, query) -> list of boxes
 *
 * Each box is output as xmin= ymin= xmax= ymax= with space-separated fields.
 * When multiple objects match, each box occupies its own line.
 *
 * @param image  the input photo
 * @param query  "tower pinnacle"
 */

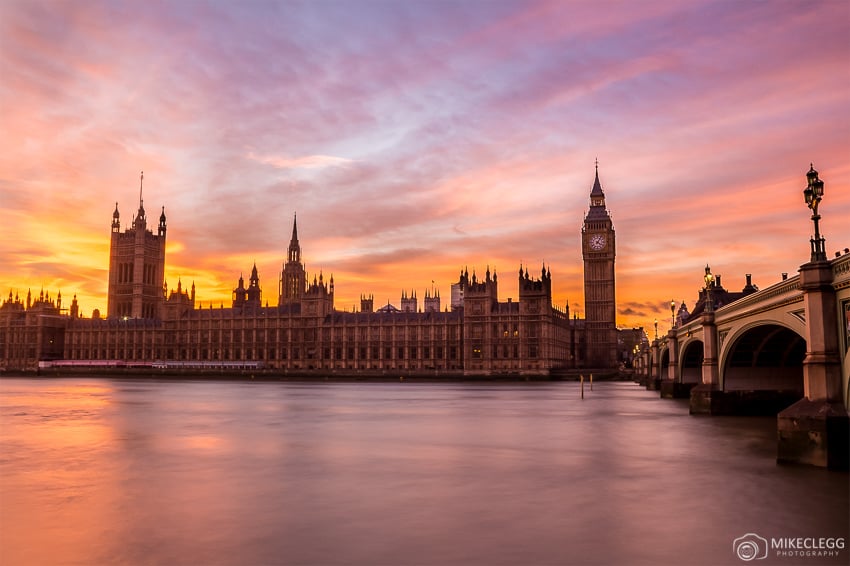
xmin=137 ymin=170 xmax=146 ymax=220
xmin=288 ymin=214 xmax=301 ymax=263
xmin=589 ymin=161 xmax=606 ymax=210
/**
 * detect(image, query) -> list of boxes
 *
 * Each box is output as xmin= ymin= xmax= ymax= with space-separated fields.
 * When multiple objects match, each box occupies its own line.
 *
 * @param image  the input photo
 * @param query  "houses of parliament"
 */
xmin=0 ymin=168 xmax=625 ymax=376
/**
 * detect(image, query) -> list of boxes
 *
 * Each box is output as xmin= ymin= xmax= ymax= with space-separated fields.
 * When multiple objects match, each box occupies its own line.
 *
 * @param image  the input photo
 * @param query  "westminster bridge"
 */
xmin=635 ymin=166 xmax=848 ymax=470
xmin=635 ymin=248 xmax=849 ymax=470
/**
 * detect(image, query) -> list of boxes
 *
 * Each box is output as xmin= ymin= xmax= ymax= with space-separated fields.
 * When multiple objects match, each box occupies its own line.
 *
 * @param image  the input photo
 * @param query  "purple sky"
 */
xmin=1 ymin=0 xmax=848 ymax=330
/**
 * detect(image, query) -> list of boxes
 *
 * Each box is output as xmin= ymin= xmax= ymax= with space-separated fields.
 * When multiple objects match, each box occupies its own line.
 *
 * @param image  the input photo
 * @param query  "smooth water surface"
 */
xmin=1 ymin=379 xmax=847 ymax=565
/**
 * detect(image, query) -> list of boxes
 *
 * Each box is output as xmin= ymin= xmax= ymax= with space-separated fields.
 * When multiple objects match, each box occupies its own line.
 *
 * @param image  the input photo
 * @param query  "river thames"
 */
xmin=0 ymin=378 xmax=847 ymax=565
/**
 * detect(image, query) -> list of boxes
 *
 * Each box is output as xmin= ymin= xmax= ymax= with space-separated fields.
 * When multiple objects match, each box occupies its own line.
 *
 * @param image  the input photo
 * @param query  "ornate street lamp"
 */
xmin=704 ymin=264 xmax=715 ymax=313
xmin=670 ymin=299 xmax=676 ymax=328
xmin=654 ymin=318 xmax=658 ymax=340
xmin=803 ymin=164 xmax=827 ymax=262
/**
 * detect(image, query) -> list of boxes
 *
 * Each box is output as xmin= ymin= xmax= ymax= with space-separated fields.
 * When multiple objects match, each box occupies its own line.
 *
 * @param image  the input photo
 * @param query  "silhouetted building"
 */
xmin=582 ymin=163 xmax=618 ymax=368
xmin=685 ymin=273 xmax=760 ymax=321
xmin=107 ymin=171 xmax=167 ymax=319
xmin=279 ymin=215 xmax=307 ymax=307
xmin=1 ymin=167 xmax=628 ymax=374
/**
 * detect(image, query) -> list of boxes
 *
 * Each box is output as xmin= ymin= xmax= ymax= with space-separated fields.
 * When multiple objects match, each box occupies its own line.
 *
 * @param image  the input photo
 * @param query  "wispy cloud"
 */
xmin=246 ymin=152 xmax=353 ymax=170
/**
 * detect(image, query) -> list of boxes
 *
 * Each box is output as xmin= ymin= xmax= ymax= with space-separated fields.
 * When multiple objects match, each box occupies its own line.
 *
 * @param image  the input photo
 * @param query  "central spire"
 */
xmin=287 ymin=213 xmax=301 ymax=264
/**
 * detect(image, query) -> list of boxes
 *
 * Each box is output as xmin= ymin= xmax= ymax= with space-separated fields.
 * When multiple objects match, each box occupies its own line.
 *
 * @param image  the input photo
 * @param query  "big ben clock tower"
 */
xmin=582 ymin=162 xmax=617 ymax=368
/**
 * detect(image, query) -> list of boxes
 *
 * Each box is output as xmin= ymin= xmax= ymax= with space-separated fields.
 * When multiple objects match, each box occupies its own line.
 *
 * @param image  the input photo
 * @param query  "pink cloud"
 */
xmin=246 ymin=152 xmax=353 ymax=170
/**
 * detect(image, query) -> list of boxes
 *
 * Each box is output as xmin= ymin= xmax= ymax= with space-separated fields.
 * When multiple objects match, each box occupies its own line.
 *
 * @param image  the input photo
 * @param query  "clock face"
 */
xmin=589 ymin=234 xmax=606 ymax=250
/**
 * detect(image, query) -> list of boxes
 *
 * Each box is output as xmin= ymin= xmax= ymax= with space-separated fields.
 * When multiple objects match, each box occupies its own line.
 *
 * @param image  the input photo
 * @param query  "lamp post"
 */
xmin=803 ymin=164 xmax=827 ymax=262
xmin=670 ymin=299 xmax=676 ymax=329
xmin=704 ymin=264 xmax=714 ymax=313
xmin=654 ymin=318 xmax=658 ymax=340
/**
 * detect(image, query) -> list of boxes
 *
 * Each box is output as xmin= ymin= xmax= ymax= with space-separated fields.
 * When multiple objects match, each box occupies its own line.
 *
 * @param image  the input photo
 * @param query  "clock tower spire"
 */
xmin=581 ymin=161 xmax=617 ymax=368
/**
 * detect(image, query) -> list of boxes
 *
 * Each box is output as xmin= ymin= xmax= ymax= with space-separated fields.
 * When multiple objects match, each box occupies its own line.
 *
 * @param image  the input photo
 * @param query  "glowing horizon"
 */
xmin=1 ymin=0 xmax=848 ymax=333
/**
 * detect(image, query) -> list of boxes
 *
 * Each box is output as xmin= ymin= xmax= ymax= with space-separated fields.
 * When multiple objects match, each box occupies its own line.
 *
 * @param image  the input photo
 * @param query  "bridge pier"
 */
xmin=661 ymin=381 xmax=695 ymax=399
xmin=777 ymin=261 xmax=849 ymax=469
xmin=689 ymin=310 xmax=720 ymax=414
xmin=689 ymin=384 xmax=721 ymax=414
xmin=777 ymin=400 xmax=848 ymax=469
xmin=689 ymin=388 xmax=801 ymax=415
xmin=645 ymin=340 xmax=661 ymax=390
xmin=660 ymin=329 xmax=688 ymax=398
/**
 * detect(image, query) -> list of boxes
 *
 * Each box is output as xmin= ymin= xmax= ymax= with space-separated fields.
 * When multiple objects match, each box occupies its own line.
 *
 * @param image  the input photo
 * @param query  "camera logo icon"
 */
xmin=733 ymin=533 xmax=769 ymax=561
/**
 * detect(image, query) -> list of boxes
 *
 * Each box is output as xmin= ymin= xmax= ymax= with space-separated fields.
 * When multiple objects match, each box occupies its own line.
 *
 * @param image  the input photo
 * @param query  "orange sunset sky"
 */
xmin=1 ymin=0 xmax=848 ymax=333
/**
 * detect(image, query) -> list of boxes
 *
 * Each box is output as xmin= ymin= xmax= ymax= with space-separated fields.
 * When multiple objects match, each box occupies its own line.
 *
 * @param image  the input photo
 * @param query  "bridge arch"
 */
xmin=721 ymin=322 xmax=805 ymax=392
xmin=660 ymin=346 xmax=670 ymax=378
xmin=679 ymin=338 xmax=703 ymax=384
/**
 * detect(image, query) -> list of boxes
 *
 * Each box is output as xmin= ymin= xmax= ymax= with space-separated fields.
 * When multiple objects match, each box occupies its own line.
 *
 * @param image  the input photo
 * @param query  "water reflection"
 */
xmin=1 ymin=379 xmax=847 ymax=565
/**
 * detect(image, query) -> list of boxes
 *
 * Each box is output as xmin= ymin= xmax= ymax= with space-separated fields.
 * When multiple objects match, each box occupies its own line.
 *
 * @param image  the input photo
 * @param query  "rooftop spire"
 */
xmin=287 ymin=213 xmax=301 ymax=264
xmin=590 ymin=160 xmax=604 ymax=199
xmin=136 ymin=171 xmax=146 ymax=221
xmin=587 ymin=159 xmax=608 ymax=216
